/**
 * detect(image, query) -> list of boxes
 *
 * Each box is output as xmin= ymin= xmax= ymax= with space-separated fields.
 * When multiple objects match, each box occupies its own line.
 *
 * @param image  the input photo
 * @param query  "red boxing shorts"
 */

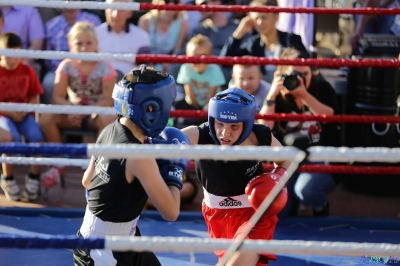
xmin=202 ymin=203 xmax=278 ymax=265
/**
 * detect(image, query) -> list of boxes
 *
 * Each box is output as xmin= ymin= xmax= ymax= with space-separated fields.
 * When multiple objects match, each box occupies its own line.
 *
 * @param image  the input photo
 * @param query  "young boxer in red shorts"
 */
xmin=181 ymin=88 xmax=291 ymax=265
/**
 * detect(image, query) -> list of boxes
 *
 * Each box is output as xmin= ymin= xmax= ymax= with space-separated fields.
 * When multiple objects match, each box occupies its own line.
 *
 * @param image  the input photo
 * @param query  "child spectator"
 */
xmin=39 ymin=22 xmax=117 ymax=190
xmin=0 ymin=32 xmax=44 ymax=201
xmin=175 ymin=34 xmax=225 ymax=125
xmin=231 ymin=63 xmax=271 ymax=108
xmin=42 ymin=6 xmax=101 ymax=104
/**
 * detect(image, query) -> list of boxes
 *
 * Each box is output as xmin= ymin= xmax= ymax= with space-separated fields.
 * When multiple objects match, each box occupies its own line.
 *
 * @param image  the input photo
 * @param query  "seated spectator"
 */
xmin=351 ymin=0 xmax=399 ymax=52
xmin=138 ymin=0 xmax=188 ymax=72
xmin=220 ymin=0 xmax=308 ymax=83
xmin=37 ymin=7 xmax=62 ymax=25
xmin=259 ymin=48 xmax=341 ymax=217
xmin=231 ymin=63 xmax=271 ymax=107
xmin=96 ymin=0 xmax=151 ymax=79
xmin=0 ymin=32 xmax=44 ymax=201
xmin=42 ymin=5 xmax=101 ymax=104
xmin=0 ymin=6 xmax=45 ymax=76
xmin=190 ymin=0 xmax=240 ymax=56
xmin=39 ymin=22 xmax=117 ymax=190
xmin=175 ymin=34 xmax=226 ymax=125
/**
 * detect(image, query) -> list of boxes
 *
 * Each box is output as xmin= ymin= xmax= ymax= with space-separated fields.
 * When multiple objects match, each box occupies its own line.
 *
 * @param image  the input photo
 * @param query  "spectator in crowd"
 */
xmin=37 ymin=7 xmax=62 ymax=25
xmin=259 ymin=48 xmax=340 ymax=216
xmin=0 ymin=6 xmax=45 ymax=76
xmin=175 ymin=34 xmax=226 ymax=124
xmin=190 ymin=0 xmax=241 ymax=56
xmin=39 ymin=22 xmax=117 ymax=190
xmin=231 ymin=63 xmax=271 ymax=108
xmin=0 ymin=32 xmax=44 ymax=201
xmin=220 ymin=0 xmax=308 ymax=83
xmin=42 ymin=4 xmax=101 ymax=104
xmin=351 ymin=0 xmax=399 ymax=52
xmin=181 ymin=0 xmax=203 ymax=34
xmin=96 ymin=0 xmax=151 ymax=79
xmin=138 ymin=0 xmax=188 ymax=72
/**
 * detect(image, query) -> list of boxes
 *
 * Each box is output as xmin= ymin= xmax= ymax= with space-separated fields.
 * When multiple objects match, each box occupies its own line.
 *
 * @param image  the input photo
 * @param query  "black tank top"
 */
xmin=196 ymin=122 xmax=272 ymax=197
xmin=88 ymin=120 xmax=148 ymax=223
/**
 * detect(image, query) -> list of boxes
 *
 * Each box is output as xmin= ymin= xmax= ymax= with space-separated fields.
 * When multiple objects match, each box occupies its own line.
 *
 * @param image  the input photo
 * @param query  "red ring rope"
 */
xmin=139 ymin=3 xmax=400 ymax=15
xmin=170 ymin=110 xmax=400 ymax=124
xmin=136 ymin=55 xmax=400 ymax=68
xmin=187 ymin=161 xmax=400 ymax=175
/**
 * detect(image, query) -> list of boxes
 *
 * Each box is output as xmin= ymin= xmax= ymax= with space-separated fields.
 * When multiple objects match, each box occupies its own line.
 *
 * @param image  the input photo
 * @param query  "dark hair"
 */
xmin=123 ymin=65 xmax=168 ymax=85
xmin=278 ymin=48 xmax=315 ymax=74
xmin=0 ymin=9 xmax=3 ymax=21
xmin=0 ymin=32 xmax=23 ymax=49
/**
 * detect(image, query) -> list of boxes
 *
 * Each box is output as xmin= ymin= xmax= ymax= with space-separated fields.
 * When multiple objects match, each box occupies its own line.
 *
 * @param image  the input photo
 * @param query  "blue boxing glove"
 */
xmin=147 ymin=127 xmax=190 ymax=190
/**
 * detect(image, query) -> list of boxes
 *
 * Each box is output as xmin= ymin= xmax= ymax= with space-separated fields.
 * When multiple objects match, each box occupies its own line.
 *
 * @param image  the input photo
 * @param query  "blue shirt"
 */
xmin=177 ymin=64 xmax=226 ymax=108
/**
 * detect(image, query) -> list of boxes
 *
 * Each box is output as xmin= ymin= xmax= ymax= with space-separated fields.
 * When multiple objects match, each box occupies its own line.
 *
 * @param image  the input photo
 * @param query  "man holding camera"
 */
xmin=259 ymin=48 xmax=340 ymax=217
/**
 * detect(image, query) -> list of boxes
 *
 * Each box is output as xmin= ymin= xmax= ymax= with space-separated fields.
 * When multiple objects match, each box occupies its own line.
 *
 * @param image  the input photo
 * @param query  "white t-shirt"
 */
xmin=95 ymin=23 xmax=151 ymax=74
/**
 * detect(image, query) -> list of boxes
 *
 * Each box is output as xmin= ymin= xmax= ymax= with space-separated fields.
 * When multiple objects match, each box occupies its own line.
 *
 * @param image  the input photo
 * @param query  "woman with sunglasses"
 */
xmin=220 ymin=0 xmax=309 ymax=83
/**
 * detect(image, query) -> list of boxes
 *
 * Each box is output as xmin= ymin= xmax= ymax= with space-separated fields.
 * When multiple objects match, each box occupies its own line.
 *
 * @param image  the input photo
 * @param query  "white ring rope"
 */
xmin=0 ymin=157 xmax=90 ymax=168
xmin=1 ymin=145 xmax=400 ymax=163
xmin=87 ymin=145 xmax=400 ymax=163
xmin=0 ymin=49 xmax=136 ymax=63
xmin=0 ymin=0 xmax=141 ymax=11
xmin=104 ymin=237 xmax=400 ymax=257
xmin=0 ymin=103 xmax=115 ymax=115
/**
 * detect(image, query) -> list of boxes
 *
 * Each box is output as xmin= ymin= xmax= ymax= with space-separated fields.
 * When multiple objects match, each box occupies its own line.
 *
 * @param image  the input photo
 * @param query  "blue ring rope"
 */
xmin=0 ymin=143 xmax=87 ymax=157
xmin=0 ymin=236 xmax=104 ymax=249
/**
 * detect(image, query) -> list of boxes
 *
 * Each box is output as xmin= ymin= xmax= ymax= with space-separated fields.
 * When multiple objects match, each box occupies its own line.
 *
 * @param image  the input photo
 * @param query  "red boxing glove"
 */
xmin=245 ymin=167 xmax=288 ymax=217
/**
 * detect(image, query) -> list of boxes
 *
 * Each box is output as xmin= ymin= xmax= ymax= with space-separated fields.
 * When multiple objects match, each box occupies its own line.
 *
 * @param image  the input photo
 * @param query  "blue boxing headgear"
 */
xmin=208 ymin=88 xmax=258 ymax=145
xmin=112 ymin=66 xmax=177 ymax=138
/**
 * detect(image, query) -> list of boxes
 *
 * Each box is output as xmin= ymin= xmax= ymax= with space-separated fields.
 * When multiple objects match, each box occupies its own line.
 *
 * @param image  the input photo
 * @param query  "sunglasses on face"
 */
xmin=164 ymin=0 xmax=180 ymax=4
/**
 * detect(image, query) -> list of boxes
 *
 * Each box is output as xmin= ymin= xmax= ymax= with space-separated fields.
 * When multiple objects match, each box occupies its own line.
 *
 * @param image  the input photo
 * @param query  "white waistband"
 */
xmin=203 ymin=189 xmax=251 ymax=209
xmin=80 ymin=206 xmax=139 ymax=238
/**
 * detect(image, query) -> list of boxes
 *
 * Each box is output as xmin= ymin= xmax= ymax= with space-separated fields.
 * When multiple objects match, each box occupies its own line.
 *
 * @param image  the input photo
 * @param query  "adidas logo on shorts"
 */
xmin=219 ymin=197 xmax=242 ymax=207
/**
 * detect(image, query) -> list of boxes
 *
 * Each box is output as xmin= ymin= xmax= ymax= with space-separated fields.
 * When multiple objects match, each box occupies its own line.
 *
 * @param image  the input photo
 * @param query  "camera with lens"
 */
xmin=282 ymin=71 xmax=306 ymax=91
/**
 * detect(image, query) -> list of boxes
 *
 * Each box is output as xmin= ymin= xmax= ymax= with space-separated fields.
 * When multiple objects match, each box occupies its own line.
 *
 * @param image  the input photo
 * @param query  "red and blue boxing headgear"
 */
xmin=112 ymin=66 xmax=177 ymax=138
xmin=208 ymin=88 xmax=258 ymax=145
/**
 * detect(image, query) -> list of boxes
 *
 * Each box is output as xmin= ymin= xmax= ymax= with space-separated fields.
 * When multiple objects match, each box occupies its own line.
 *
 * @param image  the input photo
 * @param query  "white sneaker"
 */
xmin=0 ymin=175 xmax=21 ymax=201
xmin=24 ymin=174 xmax=40 ymax=200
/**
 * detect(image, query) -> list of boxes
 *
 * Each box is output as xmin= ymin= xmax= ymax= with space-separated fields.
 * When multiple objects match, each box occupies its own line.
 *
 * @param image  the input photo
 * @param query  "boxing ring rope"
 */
xmin=0 ymin=235 xmax=399 ymax=257
xmin=1 ymin=157 xmax=400 ymax=175
xmin=1 ymin=0 xmax=400 ymax=15
xmin=1 ymin=103 xmax=400 ymax=124
xmin=0 ymin=143 xmax=400 ymax=163
xmin=0 ymin=49 xmax=399 ymax=68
